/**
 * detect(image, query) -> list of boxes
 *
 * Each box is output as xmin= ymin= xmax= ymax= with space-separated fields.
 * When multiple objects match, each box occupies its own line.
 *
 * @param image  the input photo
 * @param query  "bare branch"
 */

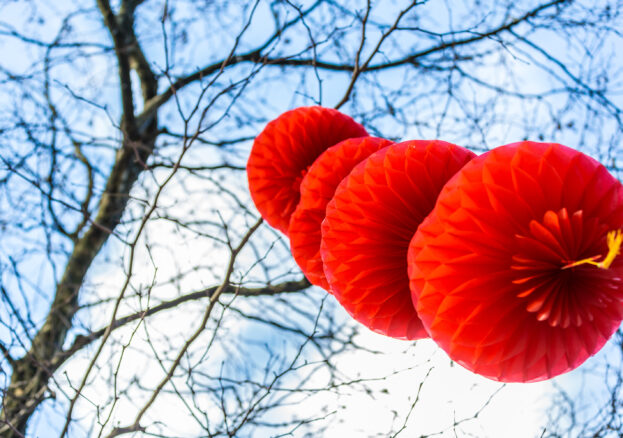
xmin=55 ymin=277 xmax=311 ymax=368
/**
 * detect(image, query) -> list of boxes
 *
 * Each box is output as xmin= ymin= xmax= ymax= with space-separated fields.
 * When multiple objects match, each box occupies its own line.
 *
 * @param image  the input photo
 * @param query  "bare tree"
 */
xmin=1 ymin=0 xmax=622 ymax=436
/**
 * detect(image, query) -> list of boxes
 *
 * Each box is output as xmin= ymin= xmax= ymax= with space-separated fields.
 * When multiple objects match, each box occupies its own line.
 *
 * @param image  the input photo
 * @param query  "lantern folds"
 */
xmin=289 ymin=137 xmax=395 ymax=290
xmin=247 ymin=106 xmax=368 ymax=234
xmin=321 ymin=140 xmax=476 ymax=339
xmin=409 ymin=141 xmax=623 ymax=382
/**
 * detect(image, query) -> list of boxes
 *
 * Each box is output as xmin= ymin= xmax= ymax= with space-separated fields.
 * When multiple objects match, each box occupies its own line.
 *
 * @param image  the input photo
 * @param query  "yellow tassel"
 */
xmin=562 ymin=229 xmax=623 ymax=270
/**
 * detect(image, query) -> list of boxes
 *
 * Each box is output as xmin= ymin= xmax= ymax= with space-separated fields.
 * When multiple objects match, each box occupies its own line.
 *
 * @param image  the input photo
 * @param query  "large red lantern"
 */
xmin=409 ymin=141 xmax=623 ymax=382
xmin=247 ymin=106 xmax=368 ymax=234
xmin=289 ymin=137 xmax=394 ymax=290
xmin=321 ymin=140 xmax=476 ymax=339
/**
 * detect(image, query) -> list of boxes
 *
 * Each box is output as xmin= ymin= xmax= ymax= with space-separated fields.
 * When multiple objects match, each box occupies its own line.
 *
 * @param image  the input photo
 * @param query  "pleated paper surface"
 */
xmin=247 ymin=106 xmax=368 ymax=234
xmin=409 ymin=141 xmax=623 ymax=382
xmin=289 ymin=137 xmax=394 ymax=290
xmin=321 ymin=140 xmax=476 ymax=339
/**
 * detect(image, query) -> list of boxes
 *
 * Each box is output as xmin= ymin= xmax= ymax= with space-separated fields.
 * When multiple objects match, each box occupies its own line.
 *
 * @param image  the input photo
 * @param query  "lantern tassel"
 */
xmin=562 ymin=229 xmax=623 ymax=270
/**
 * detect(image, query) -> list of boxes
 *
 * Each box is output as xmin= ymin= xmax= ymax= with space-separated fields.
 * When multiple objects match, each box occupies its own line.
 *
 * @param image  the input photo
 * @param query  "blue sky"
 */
xmin=2 ymin=0 xmax=623 ymax=436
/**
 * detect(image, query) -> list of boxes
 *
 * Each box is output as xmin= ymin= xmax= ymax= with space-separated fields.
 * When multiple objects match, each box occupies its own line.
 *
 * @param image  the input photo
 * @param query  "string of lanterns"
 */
xmin=246 ymin=106 xmax=623 ymax=383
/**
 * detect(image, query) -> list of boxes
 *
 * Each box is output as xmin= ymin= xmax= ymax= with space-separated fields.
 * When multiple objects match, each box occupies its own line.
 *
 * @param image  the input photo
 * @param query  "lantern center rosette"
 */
xmin=512 ymin=208 xmax=622 ymax=328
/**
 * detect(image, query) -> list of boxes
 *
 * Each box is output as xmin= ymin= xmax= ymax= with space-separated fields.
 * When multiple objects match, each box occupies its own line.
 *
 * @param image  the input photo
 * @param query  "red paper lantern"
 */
xmin=289 ymin=137 xmax=394 ymax=290
xmin=247 ymin=106 xmax=368 ymax=234
xmin=409 ymin=141 xmax=623 ymax=382
xmin=321 ymin=140 xmax=476 ymax=339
